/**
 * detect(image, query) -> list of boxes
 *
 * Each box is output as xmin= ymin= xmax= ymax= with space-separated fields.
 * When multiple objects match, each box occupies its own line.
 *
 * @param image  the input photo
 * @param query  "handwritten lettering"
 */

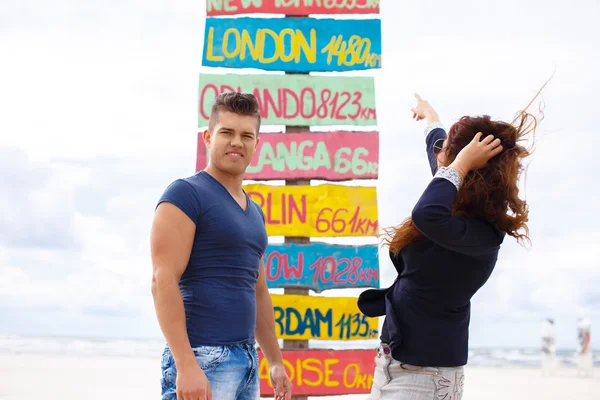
xmin=200 ymin=84 xmax=377 ymax=123
xmin=333 ymin=146 xmax=377 ymax=175
xmin=274 ymin=306 xmax=333 ymax=338
xmin=308 ymin=256 xmax=378 ymax=286
xmin=247 ymin=191 xmax=307 ymax=225
xmin=259 ymin=357 xmax=334 ymax=388
xmin=273 ymin=307 xmax=377 ymax=340
xmin=197 ymin=130 xmax=379 ymax=180
xmin=206 ymin=26 xmax=317 ymax=64
xmin=207 ymin=0 xmax=262 ymax=14
xmin=247 ymin=140 xmax=377 ymax=176
xmin=258 ymin=356 xmax=371 ymax=391
xmin=265 ymin=251 xmax=379 ymax=290
xmin=197 ymin=74 xmax=377 ymax=126
xmin=275 ymin=0 xmax=379 ymax=10
xmin=257 ymin=349 xmax=376 ymax=395
xmin=207 ymin=0 xmax=380 ymax=15
xmin=335 ymin=312 xmax=376 ymax=339
xmin=321 ymin=34 xmax=382 ymax=68
xmin=316 ymin=207 xmax=378 ymax=235
xmin=343 ymin=363 xmax=374 ymax=390
xmin=265 ymin=250 xmax=303 ymax=281
xmin=202 ymin=18 xmax=381 ymax=72
xmin=262 ymin=243 xmax=379 ymax=291
xmin=243 ymin=184 xmax=378 ymax=237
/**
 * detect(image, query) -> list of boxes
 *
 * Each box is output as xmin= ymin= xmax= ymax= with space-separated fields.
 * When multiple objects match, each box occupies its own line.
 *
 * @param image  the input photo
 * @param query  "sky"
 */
xmin=1 ymin=0 xmax=599 ymax=350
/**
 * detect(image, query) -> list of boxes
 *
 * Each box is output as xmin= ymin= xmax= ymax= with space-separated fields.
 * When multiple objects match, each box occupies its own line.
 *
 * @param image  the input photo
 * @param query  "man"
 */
xmin=151 ymin=92 xmax=292 ymax=400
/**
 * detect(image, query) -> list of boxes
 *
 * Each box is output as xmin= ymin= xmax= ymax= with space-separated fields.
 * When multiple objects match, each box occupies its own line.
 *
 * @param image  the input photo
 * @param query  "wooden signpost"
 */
xmin=245 ymin=183 xmax=379 ymax=237
xmin=196 ymin=130 xmax=380 ymax=180
xmin=270 ymin=293 xmax=380 ymax=341
xmin=197 ymin=73 xmax=378 ymax=127
xmin=199 ymin=3 xmax=382 ymax=398
xmin=257 ymin=348 xmax=376 ymax=396
xmin=202 ymin=17 xmax=382 ymax=72
xmin=207 ymin=0 xmax=381 ymax=16
xmin=262 ymin=242 xmax=380 ymax=292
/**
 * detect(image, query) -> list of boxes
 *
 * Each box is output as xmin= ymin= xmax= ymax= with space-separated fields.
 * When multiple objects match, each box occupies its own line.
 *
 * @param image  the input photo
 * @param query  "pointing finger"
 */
xmin=414 ymin=93 xmax=423 ymax=102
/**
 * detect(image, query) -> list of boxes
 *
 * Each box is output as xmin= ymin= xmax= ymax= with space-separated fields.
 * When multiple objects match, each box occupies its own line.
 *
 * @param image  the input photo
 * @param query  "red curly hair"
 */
xmin=383 ymin=109 xmax=540 ymax=256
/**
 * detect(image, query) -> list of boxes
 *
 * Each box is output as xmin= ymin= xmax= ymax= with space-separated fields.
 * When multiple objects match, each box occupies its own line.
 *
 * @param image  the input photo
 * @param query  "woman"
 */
xmin=358 ymin=93 xmax=537 ymax=399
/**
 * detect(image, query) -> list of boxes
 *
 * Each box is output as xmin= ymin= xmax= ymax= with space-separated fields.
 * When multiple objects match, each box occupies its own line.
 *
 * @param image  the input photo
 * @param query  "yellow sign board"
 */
xmin=245 ymin=184 xmax=378 ymax=237
xmin=270 ymin=294 xmax=379 ymax=341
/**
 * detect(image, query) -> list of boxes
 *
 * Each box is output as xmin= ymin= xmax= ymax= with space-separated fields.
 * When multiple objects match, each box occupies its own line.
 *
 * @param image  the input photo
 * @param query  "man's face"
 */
xmin=203 ymin=111 xmax=260 ymax=176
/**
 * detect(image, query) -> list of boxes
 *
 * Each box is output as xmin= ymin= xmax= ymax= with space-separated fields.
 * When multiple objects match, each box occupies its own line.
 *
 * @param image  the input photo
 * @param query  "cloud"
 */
xmin=1 ymin=0 xmax=599 ymax=350
xmin=0 ymin=147 xmax=84 ymax=250
xmin=0 ymin=150 xmax=187 ymax=340
xmin=467 ymin=229 xmax=600 ymax=347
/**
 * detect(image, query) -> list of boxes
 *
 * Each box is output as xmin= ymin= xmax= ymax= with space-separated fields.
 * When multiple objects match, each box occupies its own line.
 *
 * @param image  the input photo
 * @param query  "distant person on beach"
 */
xmin=150 ymin=92 xmax=292 ymax=400
xmin=358 ymin=91 xmax=541 ymax=399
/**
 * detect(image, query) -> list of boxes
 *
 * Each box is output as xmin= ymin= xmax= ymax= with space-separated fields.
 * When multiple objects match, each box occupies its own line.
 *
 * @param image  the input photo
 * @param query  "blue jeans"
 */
xmin=160 ymin=343 xmax=259 ymax=400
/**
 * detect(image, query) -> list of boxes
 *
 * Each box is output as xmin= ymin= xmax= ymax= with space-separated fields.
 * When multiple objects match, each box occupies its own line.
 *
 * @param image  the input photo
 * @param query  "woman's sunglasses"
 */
xmin=433 ymin=138 xmax=445 ymax=155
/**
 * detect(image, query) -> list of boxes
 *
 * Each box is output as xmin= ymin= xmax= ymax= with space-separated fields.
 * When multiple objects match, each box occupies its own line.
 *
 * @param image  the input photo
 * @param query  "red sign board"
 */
xmin=196 ymin=131 xmax=379 ymax=181
xmin=258 ymin=348 xmax=375 ymax=396
xmin=206 ymin=0 xmax=380 ymax=16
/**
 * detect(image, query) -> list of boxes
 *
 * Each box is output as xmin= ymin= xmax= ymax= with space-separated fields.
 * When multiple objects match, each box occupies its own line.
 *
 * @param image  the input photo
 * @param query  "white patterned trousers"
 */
xmin=367 ymin=345 xmax=465 ymax=400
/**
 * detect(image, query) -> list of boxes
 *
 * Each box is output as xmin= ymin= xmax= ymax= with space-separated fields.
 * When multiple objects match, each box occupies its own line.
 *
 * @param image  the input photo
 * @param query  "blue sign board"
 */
xmin=263 ymin=242 xmax=380 ymax=292
xmin=202 ymin=17 xmax=382 ymax=72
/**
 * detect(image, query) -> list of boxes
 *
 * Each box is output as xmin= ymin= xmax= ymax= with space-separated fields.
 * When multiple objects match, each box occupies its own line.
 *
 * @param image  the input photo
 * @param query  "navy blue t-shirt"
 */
xmin=157 ymin=171 xmax=268 ymax=347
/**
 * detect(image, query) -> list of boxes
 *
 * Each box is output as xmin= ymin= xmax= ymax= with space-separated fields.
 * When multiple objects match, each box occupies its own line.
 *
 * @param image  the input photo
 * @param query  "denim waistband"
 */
xmin=163 ymin=342 xmax=257 ymax=354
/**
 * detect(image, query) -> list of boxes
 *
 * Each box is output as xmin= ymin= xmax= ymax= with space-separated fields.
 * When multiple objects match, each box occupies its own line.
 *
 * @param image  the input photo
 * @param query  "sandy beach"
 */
xmin=1 ymin=353 xmax=598 ymax=400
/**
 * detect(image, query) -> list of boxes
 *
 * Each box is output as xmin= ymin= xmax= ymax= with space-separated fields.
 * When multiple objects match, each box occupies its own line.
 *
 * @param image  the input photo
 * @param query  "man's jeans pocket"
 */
xmin=160 ymin=345 xmax=230 ymax=399
xmin=191 ymin=345 xmax=229 ymax=370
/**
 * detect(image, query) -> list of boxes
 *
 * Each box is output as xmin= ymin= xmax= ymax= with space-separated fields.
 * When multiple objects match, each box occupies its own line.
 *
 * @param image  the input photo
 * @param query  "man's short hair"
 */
xmin=208 ymin=92 xmax=262 ymax=134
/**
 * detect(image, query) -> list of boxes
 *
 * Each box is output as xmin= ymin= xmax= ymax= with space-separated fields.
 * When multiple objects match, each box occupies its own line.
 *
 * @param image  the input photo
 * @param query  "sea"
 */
xmin=1 ymin=335 xmax=598 ymax=368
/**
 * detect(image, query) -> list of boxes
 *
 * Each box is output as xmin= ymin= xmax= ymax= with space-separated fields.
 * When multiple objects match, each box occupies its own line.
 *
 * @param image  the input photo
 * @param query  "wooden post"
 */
xmin=283 ymin=13 xmax=309 ymax=400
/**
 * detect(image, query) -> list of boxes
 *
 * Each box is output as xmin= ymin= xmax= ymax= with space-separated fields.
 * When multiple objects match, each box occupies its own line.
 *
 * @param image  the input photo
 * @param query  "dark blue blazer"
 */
xmin=358 ymin=127 xmax=506 ymax=367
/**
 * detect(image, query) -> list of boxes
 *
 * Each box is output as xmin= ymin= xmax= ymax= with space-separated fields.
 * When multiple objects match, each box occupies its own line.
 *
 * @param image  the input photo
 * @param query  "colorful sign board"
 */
xmin=271 ymin=293 xmax=379 ymax=340
xmin=202 ymin=17 xmax=382 ymax=72
xmin=198 ymin=73 xmax=377 ymax=127
xmin=196 ymin=131 xmax=379 ymax=181
xmin=258 ymin=349 xmax=375 ymax=396
xmin=207 ymin=0 xmax=381 ymax=16
xmin=263 ymin=242 xmax=379 ymax=292
xmin=245 ymin=183 xmax=378 ymax=237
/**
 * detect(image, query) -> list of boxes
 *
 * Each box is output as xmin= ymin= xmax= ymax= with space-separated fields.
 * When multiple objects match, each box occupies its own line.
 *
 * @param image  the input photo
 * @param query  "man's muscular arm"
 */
xmin=255 ymin=259 xmax=292 ymax=399
xmin=151 ymin=202 xmax=211 ymax=400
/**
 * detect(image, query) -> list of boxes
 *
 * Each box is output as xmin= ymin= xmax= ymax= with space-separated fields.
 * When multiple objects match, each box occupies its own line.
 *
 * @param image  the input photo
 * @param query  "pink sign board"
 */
xmin=196 ymin=131 xmax=379 ymax=181
xmin=207 ymin=0 xmax=380 ymax=16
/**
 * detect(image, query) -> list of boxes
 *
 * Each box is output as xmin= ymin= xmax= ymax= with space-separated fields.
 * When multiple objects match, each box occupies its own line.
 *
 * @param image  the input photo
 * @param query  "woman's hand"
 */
xmin=411 ymin=93 xmax=441 ymax=124
xmin=450 ymin=132 xmax=503 ymax=177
